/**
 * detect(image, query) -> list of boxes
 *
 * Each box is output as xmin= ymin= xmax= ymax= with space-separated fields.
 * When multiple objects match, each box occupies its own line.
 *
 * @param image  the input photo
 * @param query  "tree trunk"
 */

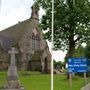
xmin=68 ymin=40 xmax=75 ymax=58
xmin=66 ymin=31 xmax=75 ymax=79
xmin=65 ymin=34 xmax=75 ymax=60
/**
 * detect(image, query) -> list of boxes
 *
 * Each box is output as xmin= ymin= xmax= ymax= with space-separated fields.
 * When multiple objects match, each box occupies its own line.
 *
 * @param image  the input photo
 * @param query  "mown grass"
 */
xmin=54 ymin=74 xmax=90 ymax=90
xmin=19 ymin=71 xmax=50 ymax=90
xmin=0 ymin=71 xmax=90 ymax=90
xmin=0 ymin=71 xmax=51 ymax=90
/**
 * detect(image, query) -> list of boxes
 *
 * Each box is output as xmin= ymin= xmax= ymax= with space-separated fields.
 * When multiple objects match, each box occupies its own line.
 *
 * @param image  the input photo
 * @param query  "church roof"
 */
xmin=0 ymin=19 xmax=30 ymax=40
xmin=0 ymin=17 xmax=39 ymax=47
xmin=0 ymin=18 xmax=38 ymax=51
xmin=0 ymin=2 xmax=39 ymax=42
xmin=0 ymin=19 xmax=30 ymax=50
xmin=0 ymin=3 xmax=40 ymax=51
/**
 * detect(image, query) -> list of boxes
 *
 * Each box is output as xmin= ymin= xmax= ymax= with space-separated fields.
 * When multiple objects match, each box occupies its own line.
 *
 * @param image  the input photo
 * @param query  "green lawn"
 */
xmin=0 ymin=71 xmax=90 ymax=90
xmin=0 ymin=71 xmax=51 ymax=90
xmin=54 ymin=74 xmax=90 ymax=90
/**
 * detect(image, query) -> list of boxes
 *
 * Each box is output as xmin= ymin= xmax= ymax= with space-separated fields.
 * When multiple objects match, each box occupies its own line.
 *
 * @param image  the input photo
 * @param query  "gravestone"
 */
xmin=4 ymin=47 xmax=24 ymax=90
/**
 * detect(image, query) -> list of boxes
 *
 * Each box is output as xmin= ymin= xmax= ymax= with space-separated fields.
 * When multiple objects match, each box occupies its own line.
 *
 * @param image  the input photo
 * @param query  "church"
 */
xmin=0 ymin=3 xmax=51 ymax=73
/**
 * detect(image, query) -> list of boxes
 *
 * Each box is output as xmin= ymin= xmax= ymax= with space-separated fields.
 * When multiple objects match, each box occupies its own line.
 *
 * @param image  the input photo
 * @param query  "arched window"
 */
xmin=31 ymin=29 xmax=40 ymax=51
xmin=36 ymin=34 xmax=40 ymax=50
xmin=32 ymin=33 xmax=35 ymax=50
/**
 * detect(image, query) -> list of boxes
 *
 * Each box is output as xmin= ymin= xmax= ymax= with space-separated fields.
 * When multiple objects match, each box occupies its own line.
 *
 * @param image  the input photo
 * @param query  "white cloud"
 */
xmin=47 ymin=40 xmax=67 ymax=62
xmin=53 ymin=50 xmax=67 ymax=62
xmin=39 ymin=8 xmax=45 ymax=19
xmin=0 ymin=0 xmax=34 ymax=30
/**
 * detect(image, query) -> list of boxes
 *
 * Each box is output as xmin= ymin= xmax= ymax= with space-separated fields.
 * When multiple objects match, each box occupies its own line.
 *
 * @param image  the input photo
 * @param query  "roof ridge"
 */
xmin=0 ymin=18 xmax=31 ymax=32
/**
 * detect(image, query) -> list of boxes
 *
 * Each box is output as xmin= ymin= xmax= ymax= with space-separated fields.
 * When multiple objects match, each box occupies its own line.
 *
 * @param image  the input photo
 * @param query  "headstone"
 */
xmin=4 ymin=47 xmax=24 ymax=90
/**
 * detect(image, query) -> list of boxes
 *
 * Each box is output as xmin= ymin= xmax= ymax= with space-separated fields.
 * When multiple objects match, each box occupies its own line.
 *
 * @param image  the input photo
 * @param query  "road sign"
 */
xmin=87 ymin=60 xmax=90 ymax=72
xmin=68 ymin=58 xmax=87 ymax=73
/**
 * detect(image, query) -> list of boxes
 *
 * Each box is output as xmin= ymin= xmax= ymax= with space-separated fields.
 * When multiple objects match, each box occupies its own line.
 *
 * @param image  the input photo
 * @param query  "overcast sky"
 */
xmin=0 ymin=0 xmax=66 ymax=62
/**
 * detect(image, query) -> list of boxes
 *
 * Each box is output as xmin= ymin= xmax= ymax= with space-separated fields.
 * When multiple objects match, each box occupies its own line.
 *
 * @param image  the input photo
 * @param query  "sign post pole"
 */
xmin=68 ymin=58 xmax=87 ymax=88
xmin=69 ymin=73 xmax=72 ymax=88
xmin=84 ymin=72 xmax=87 ymax=85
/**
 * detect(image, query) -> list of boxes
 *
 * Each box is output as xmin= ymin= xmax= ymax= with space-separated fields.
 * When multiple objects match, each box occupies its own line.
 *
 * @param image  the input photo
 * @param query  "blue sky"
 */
xmin=0 ymin=0 xmax=66 ymax=62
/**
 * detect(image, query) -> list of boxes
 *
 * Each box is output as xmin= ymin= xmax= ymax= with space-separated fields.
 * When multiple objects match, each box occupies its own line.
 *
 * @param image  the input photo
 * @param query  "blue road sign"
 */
xmin=87 ymin=60 xmax=90 ymax=72
xmin=68 ymin=58 xmax=87 ymax=73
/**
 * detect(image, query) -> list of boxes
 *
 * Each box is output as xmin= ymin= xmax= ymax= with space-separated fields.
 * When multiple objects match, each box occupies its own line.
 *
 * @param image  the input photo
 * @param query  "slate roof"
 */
xmin=0 ymin=18 xmax=39 ymax=51
xmin=0 ymin=19 xmax=31 ymax=41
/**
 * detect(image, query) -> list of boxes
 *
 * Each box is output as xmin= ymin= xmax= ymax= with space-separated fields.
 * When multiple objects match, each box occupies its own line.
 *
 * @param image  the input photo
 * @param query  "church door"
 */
xmin=44 ymin=57 xmax=48 ymax=73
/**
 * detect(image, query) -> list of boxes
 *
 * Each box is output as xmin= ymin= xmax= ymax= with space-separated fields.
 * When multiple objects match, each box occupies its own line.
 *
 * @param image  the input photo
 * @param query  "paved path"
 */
xmin=81 ymin=83 xmax=90 ymax=90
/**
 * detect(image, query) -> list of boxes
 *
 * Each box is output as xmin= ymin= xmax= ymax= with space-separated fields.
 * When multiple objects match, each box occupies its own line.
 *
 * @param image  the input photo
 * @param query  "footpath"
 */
xmin=81 ymin=83 xmax=90 ymax=90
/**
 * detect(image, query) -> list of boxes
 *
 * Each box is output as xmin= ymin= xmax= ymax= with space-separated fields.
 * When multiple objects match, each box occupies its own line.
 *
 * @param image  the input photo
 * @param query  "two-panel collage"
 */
xmin=0 ymin=0 xmax=90 ymax=90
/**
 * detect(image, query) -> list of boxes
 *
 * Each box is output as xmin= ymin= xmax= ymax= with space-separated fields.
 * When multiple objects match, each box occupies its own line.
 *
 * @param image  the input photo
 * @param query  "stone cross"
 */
xmin=8 ymin=47 xmax=18 ymax=66
xmin=7 ymin=47 xmax=18 ymax=80
xmin=5 ymin=47 xmax=24 ymax=89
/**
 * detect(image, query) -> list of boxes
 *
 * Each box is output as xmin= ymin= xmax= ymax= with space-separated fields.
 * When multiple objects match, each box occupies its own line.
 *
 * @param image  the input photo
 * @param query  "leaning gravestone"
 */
xmin=4 ymin=47 xmax=24 ymax=90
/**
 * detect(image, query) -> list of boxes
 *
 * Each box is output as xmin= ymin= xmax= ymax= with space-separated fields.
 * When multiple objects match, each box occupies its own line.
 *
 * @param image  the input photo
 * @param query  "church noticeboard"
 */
xmin=87 ymin=59 xmax=90 ymax=72
xmin=68 ymin=58 xmax=87 ymax=73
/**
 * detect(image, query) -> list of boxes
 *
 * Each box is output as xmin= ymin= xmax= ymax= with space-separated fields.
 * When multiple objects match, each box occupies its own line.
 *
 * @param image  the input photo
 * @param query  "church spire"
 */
xmin=31 ymin=2 xmax=39 ymax=20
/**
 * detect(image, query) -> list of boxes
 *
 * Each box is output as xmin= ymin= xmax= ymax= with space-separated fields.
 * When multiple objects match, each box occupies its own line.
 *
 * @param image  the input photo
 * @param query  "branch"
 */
xmin=75 ymin=36 xmax=82 ymax=42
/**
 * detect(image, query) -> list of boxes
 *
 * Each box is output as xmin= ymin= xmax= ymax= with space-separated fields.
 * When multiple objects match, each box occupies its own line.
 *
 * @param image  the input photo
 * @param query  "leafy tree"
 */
xmin=53 ymin=60 xmax=57 ymax=68
xmin=84 ymin=43 xmax=90 ymax=59
xmin=73 ymin=45 xmax=84 ymax=57
xmin=53 ymin=60 xmax=63 ymax=69
xmin=36 ymin=0 xmax=90 ymax=60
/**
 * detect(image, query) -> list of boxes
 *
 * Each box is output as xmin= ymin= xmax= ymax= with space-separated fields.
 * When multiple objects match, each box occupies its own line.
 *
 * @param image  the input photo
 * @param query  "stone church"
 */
xmin=0 ymin=3 xmax=51 ymax=73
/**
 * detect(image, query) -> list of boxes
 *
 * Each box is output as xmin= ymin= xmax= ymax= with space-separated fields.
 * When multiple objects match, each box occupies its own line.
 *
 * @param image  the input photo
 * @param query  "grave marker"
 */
xmin=5 ymin=47 xmax=24 ymax=90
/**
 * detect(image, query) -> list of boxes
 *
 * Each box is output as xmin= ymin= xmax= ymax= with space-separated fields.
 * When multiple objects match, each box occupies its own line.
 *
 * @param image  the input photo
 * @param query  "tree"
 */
xmin=36 ymin=0 xmax=90 ymax=60
xmin=84 ymin=44 xmax=90 ymax=59
xmin=73 ymin=45 xmax=84 ymax=57
xmin=53 ymin=60 xmax=64 ymax=69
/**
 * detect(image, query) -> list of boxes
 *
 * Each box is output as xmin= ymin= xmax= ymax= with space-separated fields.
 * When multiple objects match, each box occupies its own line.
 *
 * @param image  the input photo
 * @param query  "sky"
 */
xmin=0 ymin=0 xmax=66 ymax=62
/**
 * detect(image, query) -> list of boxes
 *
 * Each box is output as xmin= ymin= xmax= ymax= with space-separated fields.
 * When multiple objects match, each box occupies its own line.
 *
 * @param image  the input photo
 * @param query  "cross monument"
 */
xmin=5 ymin=47 xmax=24 ymax=90
xmin=7 ymin=47 xmax=18 ymax=80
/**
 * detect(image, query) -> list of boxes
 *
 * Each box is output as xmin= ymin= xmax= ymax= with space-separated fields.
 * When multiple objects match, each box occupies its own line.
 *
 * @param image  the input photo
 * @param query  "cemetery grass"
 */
xmin=0 ymin=71 xmax=51 ymax=90
xmin=0 ymin=71 xmax=90 ymax=90
xmin=54 ymin=74 xmax=90 ymax=90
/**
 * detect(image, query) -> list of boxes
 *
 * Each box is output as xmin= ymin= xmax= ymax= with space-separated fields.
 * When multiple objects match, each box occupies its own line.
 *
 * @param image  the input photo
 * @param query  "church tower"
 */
xmin=31 ymin=2 xmax=39 ymax=21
